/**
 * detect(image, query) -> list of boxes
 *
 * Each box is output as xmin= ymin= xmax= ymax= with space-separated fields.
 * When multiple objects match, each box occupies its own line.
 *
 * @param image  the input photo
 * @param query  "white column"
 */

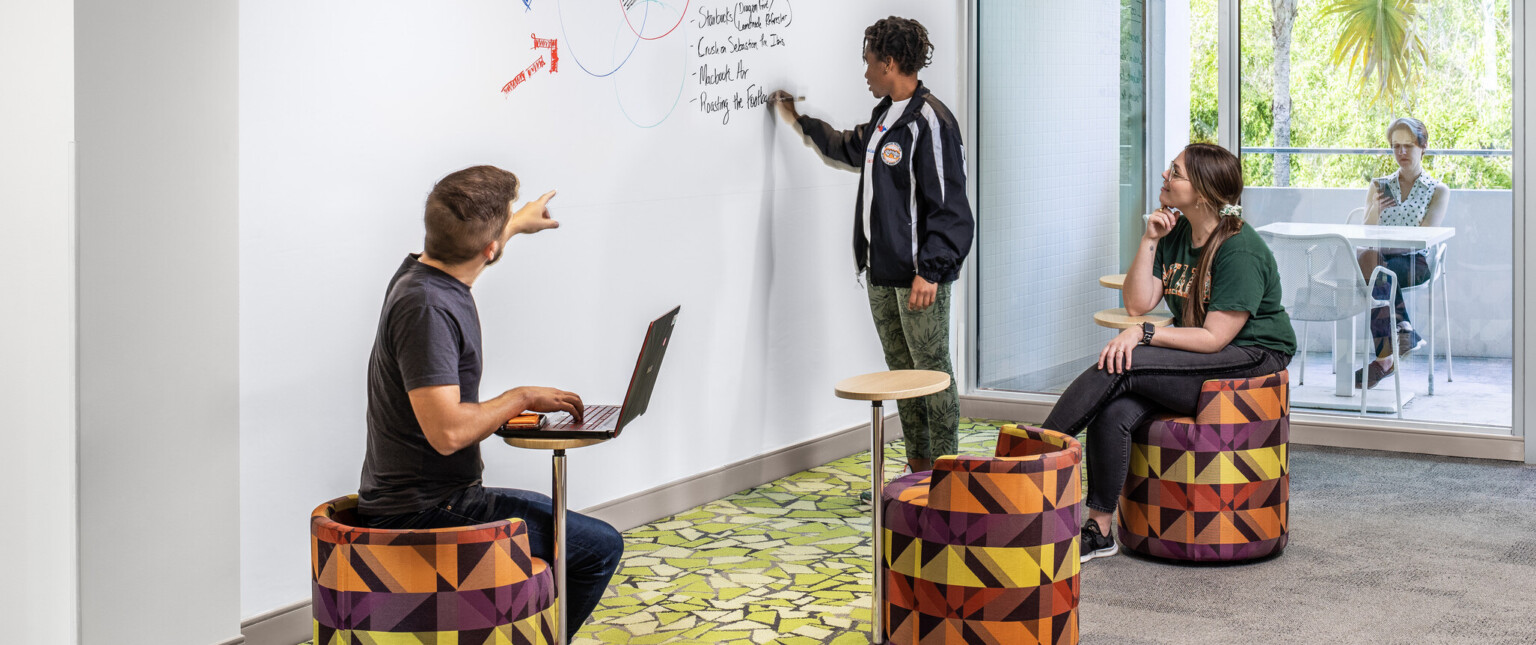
xmin=1515 ymin=0 xmax=1535 ymax=464
xmin=0 ymin=2 xmax=78 ymax=642
xmin=75 ymin=0 xmax=244 ymax=642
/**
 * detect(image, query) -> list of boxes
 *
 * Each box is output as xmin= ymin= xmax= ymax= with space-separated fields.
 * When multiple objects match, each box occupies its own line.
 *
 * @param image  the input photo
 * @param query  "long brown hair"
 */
xmin=1180 ymin=143 xmax=1244 ymax=327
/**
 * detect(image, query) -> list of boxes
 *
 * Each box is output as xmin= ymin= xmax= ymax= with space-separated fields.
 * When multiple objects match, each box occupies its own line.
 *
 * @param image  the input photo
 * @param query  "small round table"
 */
xmin=502 ymin=435 xmax=610 ymax=645
xmin=833 ymin=369 xmax=950 ymax=644
xmin=1093 ymin=307 xmax=1175 ymax=330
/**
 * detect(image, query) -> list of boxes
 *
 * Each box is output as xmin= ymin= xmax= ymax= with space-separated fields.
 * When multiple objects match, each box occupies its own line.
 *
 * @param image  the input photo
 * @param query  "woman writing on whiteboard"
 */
xmin=770 ymin=17 xmax=974 ymax=501
xmin=1041 ymin=144 xmax=1295 ymax=562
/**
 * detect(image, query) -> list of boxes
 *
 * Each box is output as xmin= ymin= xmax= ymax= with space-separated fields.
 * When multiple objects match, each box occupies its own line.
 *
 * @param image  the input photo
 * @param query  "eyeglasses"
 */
xmin=1166 ymin=162 xmax=1188 ymax=182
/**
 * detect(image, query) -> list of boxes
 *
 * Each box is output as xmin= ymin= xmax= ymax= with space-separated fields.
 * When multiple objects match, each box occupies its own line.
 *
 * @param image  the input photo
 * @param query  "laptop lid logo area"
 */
xmin=613 ymin=305 xmax=680 ymax=437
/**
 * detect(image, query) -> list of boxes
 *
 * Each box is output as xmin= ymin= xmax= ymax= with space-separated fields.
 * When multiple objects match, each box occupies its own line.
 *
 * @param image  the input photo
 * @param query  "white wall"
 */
xmin=237 ymin=1 xmax=965 ymax=617
xmin=75 ymin=0 xmax=243 ymax=643
xmin=976 ymin=0 xmax=1122 ymax=388
xmin=0 ymin=3 xmax=78 ymax=642
xmin=1244 ymin=186 xmax=1514 ymax=358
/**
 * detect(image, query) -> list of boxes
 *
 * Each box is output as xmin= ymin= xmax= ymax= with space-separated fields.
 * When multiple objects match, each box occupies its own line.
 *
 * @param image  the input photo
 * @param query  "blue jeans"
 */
xmin=361 ymin=486 xmax=624 ymax=637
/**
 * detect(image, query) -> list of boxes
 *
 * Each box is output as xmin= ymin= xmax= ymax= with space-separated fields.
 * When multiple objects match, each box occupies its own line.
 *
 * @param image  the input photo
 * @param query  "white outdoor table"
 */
xmin=1257 ymin=223 xmax=1456 ymax=413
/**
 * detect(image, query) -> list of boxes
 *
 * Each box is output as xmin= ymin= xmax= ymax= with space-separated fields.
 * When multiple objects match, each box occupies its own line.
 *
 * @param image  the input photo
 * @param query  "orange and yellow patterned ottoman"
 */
xmin=882 ymin=425 xmax=1083 ymax=644
xmin=1118 ymin=371 xmax=1290 ymax=562
xmin=310 ymin=495 xmax=557 ymax=645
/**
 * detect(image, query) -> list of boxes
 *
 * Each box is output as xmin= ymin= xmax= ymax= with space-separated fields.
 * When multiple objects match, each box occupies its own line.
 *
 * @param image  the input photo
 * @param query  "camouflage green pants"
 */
xmin=867 ymin=281 xmax=960 ymax=463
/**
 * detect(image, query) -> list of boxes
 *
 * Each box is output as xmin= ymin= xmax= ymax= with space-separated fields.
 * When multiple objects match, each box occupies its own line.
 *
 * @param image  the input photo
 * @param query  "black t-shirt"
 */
xmin=359 ymin=255 xmax=484 ymax=516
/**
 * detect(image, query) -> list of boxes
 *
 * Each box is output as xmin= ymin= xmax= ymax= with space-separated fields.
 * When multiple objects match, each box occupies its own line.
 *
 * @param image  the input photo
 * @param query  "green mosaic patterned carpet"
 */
xmin=304 ymin=419 xmax=1085 ymax=645
xmin=572 ymin=418 xmax=1084 ymax=645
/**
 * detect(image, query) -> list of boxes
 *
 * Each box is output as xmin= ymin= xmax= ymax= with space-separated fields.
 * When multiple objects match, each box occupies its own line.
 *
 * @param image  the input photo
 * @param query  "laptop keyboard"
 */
xmin=553 ymin=405 xmax=618 ymax=430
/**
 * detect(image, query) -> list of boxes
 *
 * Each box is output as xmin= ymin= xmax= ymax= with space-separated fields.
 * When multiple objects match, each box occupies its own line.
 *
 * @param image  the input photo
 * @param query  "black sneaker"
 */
xmin=1080 ymin=520 xmax=1118 ymax=563
xmin=859 ymin=490 xmax=872 ymax=505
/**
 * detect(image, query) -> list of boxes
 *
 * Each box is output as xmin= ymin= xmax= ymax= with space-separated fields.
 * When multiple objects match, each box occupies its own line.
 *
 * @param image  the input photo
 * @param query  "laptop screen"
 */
xmin=614 ymin=306 xmax=680 ymax=436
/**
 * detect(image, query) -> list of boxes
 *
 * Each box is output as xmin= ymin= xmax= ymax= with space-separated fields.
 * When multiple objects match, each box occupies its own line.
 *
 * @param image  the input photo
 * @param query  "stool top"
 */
xmin=1094 ymin=307 xmax=1174 ymax=330
xmin=502 ymin=436 xmax=610 ymax=451
xmin=1099 ymin=273 xmax=1127 ymax=289
xmin=835 ymin=370 xmax=950 ymax=401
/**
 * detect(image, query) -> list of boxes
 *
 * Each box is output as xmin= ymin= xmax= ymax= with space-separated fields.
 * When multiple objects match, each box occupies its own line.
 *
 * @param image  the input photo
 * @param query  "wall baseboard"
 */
xmin=239 ymin=413 xmax=902 ymax=645
xmin=959 ymin=394 xmax=1525 ymax=462
xmin=215 ymin=636 xmax=247 ymax=645
xmin=240 ymin=599 xmax=309 ymax=645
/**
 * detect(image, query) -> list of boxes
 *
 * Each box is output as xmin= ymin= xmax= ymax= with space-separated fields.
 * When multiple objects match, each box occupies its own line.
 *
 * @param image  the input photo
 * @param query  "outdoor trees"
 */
xmin=1191 ymin=0 xmax=1511 ymax=189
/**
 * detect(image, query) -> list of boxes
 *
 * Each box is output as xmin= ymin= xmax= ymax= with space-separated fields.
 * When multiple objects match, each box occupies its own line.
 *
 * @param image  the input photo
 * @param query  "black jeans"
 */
xmin=361 ymin=486 xmax=624 ymax=637
xmin=1041 ymin=344 xmax=1291 ymax=514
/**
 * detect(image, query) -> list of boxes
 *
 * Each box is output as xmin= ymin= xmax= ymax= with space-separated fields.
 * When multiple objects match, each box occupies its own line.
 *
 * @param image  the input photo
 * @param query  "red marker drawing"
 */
xmin=531 ymin=33 xmax=559 ymax=74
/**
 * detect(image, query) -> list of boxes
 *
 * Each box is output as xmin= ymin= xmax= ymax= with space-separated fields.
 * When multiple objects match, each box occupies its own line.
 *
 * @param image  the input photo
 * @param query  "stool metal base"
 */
xmin=552 ymin=449 xmax=568 ymax=645
xmin=870 ymin=400 xmax=886 ymax=644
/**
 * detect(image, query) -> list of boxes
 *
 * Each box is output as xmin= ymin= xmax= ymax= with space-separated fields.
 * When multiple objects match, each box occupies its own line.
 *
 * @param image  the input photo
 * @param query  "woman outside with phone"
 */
xmin=1355 ymin=117 xmax=1451 ymax=389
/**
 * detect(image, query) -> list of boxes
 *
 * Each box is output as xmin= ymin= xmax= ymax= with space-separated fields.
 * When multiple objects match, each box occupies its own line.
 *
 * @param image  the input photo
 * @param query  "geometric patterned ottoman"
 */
xmin=882 ymin=424 xmax=1083 ymax=644
xmin=1117 ymin=371 xmax=1290 ymax=562
xmin=310 ymin=494 xmax=557 ymax=645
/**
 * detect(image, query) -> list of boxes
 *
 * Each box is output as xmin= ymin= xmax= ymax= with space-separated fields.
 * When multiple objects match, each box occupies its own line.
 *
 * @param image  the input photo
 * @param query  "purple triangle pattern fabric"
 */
xmin=1117 ymin=371 xmax=1291 ymax=564
xmin=881 ymin=425 xmax=1083 ymax=644
xmin=310 ymin=495 xmax=557 ymax=644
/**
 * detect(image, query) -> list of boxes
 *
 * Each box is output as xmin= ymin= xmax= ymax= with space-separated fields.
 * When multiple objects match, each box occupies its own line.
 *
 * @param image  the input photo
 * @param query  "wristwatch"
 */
xmin=1139 ymin=321 xmax=1156 ymax=345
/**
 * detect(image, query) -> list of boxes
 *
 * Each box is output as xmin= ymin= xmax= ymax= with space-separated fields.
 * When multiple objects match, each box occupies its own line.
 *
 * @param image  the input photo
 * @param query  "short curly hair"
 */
xmin=863 ymin=17 xmax=932 ymax=76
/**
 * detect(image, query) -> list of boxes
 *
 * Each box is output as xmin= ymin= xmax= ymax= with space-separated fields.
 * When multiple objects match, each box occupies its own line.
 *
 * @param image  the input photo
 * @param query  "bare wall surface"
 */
xmin=0 ymin=2 xmax=78 ymax=642
xmin=75 ymin=0 xmax=242 ymax=643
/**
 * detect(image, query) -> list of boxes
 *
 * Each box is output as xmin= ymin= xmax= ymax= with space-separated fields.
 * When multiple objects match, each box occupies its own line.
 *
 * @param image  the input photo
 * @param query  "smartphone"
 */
xmin=1375 ymin=178 xmax=1398 ymax=206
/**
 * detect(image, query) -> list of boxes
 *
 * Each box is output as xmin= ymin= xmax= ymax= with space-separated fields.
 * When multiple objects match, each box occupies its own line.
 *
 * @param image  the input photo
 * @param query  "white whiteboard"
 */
xmin=238 ymin=0 xmax=965 ymax=615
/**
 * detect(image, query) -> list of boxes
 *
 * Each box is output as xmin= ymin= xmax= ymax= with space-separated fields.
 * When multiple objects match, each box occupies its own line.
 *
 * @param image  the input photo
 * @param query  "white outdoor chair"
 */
xmin=1399 ymin=243 xmax=1452 ymax=394
xmin=1302 ymin=206 xmax=1452 ymax=394
xmin=1261 ymin=231 xmax=1404 ymax=418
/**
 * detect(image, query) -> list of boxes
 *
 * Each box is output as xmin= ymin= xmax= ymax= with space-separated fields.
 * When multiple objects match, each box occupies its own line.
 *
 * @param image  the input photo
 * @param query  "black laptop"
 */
xmin=498 ymin=306 xmax=679 ymax=440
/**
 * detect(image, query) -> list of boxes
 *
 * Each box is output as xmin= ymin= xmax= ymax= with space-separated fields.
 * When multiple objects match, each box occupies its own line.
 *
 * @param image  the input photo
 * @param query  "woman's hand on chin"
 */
xmin=1145 ymin=208 xmax=1178 ymax=241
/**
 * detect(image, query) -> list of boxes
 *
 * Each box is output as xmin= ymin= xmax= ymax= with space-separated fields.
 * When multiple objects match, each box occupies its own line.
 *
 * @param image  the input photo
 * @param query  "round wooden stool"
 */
xmin=503 ymin=435 xmax=609 ymax=645
xmin=834 ymin=369 xmax=951 ymax=644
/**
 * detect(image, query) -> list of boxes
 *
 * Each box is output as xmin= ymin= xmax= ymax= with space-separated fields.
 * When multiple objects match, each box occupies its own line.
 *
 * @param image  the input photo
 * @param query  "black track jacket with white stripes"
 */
xmin=797 ymin=82 xmax=975 ymax=288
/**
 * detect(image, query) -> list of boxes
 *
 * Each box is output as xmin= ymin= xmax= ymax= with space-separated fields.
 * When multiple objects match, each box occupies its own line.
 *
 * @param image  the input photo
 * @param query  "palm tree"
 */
xmin=1322 ymin=0 xmax=1429 ymax=105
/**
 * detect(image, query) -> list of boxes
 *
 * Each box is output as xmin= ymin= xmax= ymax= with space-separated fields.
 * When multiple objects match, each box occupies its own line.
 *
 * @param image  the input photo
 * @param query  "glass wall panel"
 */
xmin=1237 ymin=0 xmax=1513 ymax=430
xmin=976 ymin=0 xmax=1145 ymax=394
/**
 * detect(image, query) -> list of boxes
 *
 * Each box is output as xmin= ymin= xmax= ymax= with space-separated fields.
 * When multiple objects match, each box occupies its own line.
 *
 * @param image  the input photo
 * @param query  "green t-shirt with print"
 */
xmin=1151 ymin=218 xmax=1297 ymax=355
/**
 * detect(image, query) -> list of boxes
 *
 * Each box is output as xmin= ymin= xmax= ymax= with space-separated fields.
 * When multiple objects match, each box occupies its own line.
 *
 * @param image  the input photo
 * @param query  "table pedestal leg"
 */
xmin=1334 ymin=318 xmax=1355 ymax=398
xmin=553 ymin=449 xmax=568 ymax=645
xmin=870 ymin=400 xmax=886 ymax=644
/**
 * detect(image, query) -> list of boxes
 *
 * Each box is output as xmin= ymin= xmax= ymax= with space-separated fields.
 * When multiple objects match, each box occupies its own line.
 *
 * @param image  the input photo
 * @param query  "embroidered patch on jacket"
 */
xmin=881 ymin=142 xmax=903 ymax=166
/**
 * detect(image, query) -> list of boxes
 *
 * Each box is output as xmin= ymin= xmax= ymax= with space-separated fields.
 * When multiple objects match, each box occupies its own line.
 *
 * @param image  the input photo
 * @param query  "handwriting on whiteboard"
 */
xmin=689 ymin=0 xmax=794 ymax=125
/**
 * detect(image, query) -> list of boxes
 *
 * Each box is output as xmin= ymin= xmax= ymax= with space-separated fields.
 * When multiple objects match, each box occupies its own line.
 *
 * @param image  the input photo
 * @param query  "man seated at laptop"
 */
xmin=356 ymin=165 xmax=623 ymax=637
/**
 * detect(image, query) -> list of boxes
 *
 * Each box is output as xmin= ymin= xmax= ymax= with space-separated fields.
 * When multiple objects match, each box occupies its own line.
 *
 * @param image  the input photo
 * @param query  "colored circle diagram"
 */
xmin=557 ymin=0 xmax=690 ymax=128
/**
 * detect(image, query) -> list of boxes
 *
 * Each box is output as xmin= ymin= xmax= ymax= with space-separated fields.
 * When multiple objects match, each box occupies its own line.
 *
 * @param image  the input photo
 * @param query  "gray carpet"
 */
xmin=1081 ymin=445 xmax=1536 ymax=644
